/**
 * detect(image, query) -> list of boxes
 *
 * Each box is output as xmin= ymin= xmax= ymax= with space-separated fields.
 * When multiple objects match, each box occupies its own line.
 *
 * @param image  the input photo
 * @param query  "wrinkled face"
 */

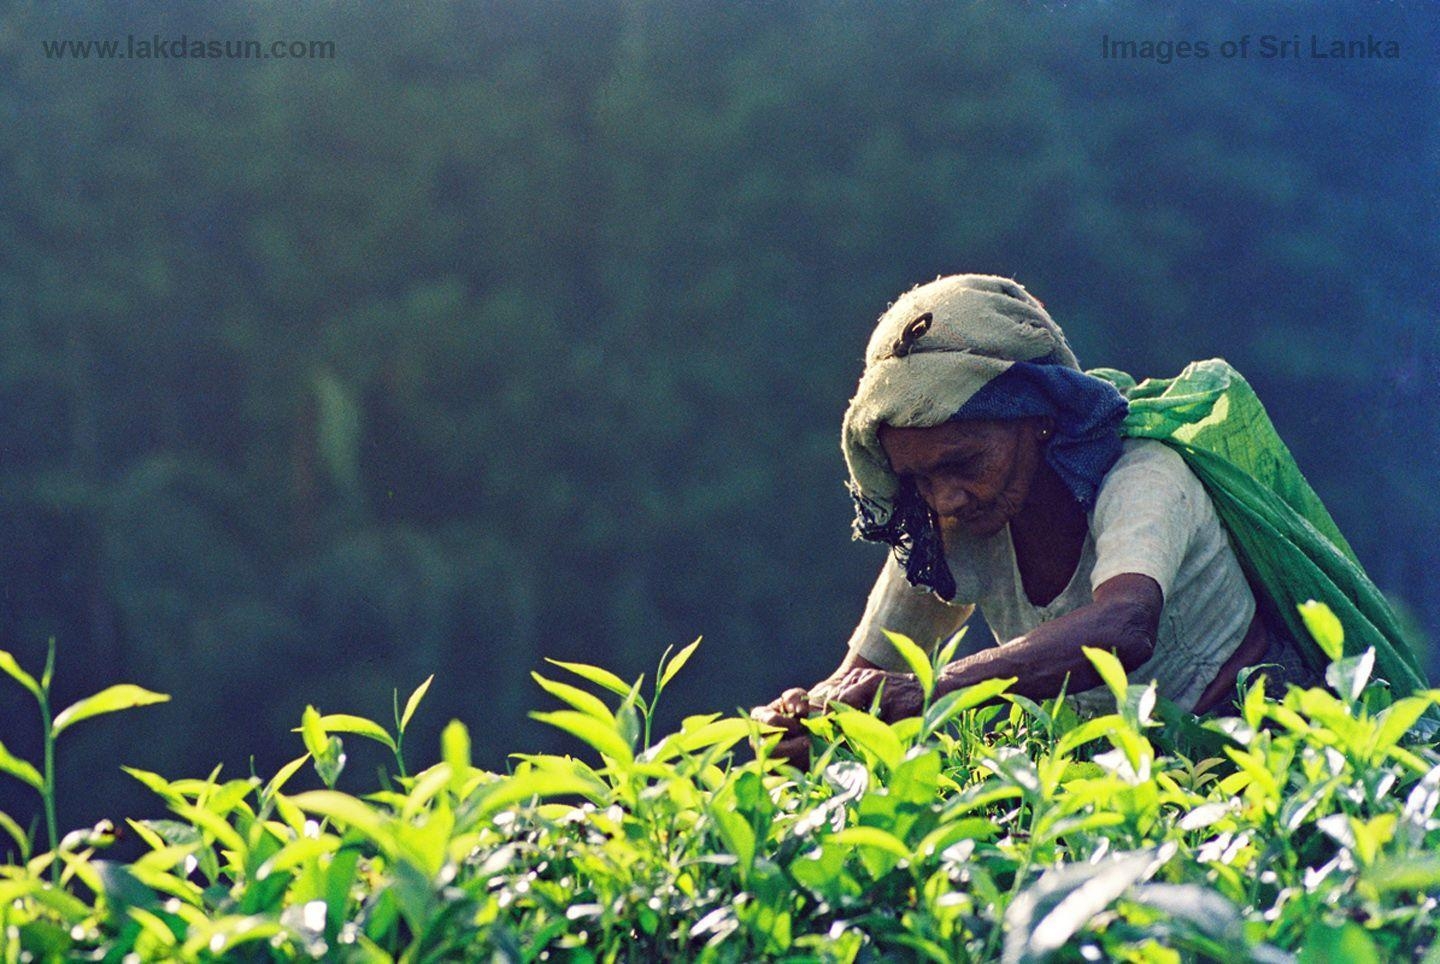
xmin=878 ymin=418 xmax=1050 ymax=539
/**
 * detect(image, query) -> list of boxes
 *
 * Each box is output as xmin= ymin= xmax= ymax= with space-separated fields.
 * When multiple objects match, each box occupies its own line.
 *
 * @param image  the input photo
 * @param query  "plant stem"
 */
xmin=39 ymin=691 xmax=58 ymax=885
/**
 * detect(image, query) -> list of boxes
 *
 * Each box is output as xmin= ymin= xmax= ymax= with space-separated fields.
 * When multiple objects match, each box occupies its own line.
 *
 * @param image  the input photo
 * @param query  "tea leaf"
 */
xmin=882 ymin=630 xmax=934 ymax=699
xmin=441 ymin=720 xmax=471 ymax=774
xmin=300 ymin=706 xmax=329 ymax=761
xmin=530 ymin=710 xmax=634 ymax=765
xmin=923 ymin=676 xmax=1016 ymax=737
xmin=0 ymin=650 xmax=40 ymax=700
xmin=400 ymin=675 xmax=434 ymax=733
xmin=829 ymin=826 xmax=911 ymax=859
xmin=833 ymin=708 xmax=904 ymax=773
xmin=1298 ymin=600 xmax=1345 ymax=662
xmin=544 ymin=658 xmax=634 ymax=697
xmin=531 ymin=673 xmax=615 ymax=723
xmin=1325 ymin=648 xmax=1376 ymax=705
xmin=659 ymin=636 xmax=702 ymax=692
xmin=0 ymin=739 xmax=41 ymax=791
xmin=1082 ymin=646 xmax=1129 ymax=703
xmin=1297 ymin=920 xmax=1379 ymax=964
xmin=312 ymin=714 xmax=396 ymax=752
xmin=53 ymin=685 xmax=170 ymax=736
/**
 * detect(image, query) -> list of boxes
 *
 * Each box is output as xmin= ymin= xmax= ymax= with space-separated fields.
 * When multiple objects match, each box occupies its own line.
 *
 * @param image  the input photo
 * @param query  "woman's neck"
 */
xmin=1014 ymin=462 xmax=1086 ymax=541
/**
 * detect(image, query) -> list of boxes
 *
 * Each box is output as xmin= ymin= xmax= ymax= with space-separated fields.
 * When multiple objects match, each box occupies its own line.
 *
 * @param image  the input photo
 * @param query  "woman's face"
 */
xmin=878 ymin=418 xmax=1050 ymax=539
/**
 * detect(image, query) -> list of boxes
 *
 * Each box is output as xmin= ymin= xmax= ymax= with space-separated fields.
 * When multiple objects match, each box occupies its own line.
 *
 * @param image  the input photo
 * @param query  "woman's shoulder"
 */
xmin=1093 ymin=437 xmax=1212 ymax=527
xmin=1102 ymin=438 xmax=1200 ymax=488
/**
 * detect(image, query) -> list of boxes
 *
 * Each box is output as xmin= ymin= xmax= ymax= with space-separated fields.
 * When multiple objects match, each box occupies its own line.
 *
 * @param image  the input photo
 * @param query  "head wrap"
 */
xmin=841 ymin=274 xmax=1129 ymax=599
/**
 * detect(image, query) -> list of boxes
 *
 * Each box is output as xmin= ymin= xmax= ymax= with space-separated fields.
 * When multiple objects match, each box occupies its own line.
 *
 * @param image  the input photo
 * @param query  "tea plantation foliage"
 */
xmin=4 ymin=605 xmax=1440 ymax=963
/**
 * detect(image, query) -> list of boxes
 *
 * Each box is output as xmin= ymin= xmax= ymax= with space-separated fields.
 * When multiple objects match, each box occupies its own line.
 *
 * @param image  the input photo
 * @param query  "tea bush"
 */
xmin=3 ymin=605 xmax=1440 ymax=962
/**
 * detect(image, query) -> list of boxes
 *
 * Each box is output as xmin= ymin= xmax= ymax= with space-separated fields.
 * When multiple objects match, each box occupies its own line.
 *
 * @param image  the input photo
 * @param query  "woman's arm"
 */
xmin=828 ymin=573 xmax=1163 ymax=719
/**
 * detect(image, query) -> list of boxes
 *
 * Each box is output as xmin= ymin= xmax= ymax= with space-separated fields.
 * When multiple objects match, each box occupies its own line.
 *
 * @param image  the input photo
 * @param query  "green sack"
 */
xmin=1091 ymin=359 xmax=1427 ymax=699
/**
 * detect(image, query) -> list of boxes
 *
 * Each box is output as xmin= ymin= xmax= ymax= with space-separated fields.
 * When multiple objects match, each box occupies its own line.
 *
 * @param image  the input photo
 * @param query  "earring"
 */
xmin=1038 ymin=426 xmax=1053 ymax=440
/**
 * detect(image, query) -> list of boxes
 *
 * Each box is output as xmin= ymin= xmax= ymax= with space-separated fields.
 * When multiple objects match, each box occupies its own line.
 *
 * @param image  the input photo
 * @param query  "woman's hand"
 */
xmin=749 ymin=688 xmax=814 ymax=768
xmin=825 ymin=667 xmax=925 ymax=723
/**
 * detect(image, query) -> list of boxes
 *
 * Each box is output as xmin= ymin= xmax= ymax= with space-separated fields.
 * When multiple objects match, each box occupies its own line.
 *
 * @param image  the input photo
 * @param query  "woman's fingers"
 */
xmin=778 ymin=687 xmax=810 ymax=717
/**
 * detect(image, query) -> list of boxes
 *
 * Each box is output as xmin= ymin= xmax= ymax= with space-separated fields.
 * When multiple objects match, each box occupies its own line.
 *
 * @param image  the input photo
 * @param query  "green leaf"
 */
xmin=882 ymin=630 xmax=934 ymax=699
xmin=0 ymin=738 xmax=42 ymax=791
xmin=172 ymin=803 xmax=248 ymax=859
xmin=935 ymin=627 xmax=968 ymax=668
xmin=659 ymin=636 xmax=702 ymax=693
xmin=263 ymin=754 xmax=311 ymax=800
xmin=123 ymin=767 xmax=183 ymax=804
xmin=475 ymin=760 xmax=606 ymax=817
xmin=314 ymin=737 xmax=346 ymax=787
xmin=1365 ymin=855 xmax=1440 ymax=893
xmin=1298 ymin=600 xmax=1345 ymax=662
xmin=1373 ymin=697 xmax=1435 ymax=753
xmin=1005 ymin=852 xmax=1159 ymax=963
xmin=0 ymin=809 xmax=30 ymax=860
xmin=1081 ymin=646 xmax=1129 ymax=703
xmin=441 ymin=720 xmax=471 ymax=773
xmin=531 ymin=673 xmax=615 ymax=723
xmin=708 ymin=806 xmax=755 ymax=873
xmin=53 ymin=684 xmax=170 ymax=736
xmin=300 ymin=706 xmax=329 ymax=760
xmin=0 ymin=650 xmax=40 ymax=700
xmin=829 ymin=825 xmax=911 ymax=859
xmin=833 ymin=708 xmax=904 ymax=772
xmin=544 ymin=658 xmax=633 ymax=697
xmin=922 ymin=677 xmax=1016 ymax=737
xmin=530 ymin=710 xmax=634 ymax=765
xmin=311 ymin=714 xmax=396 ymax=752
xmin=400 ymin=675 xmax=433 ymax=733
xmin=1297 ymin=920 xmax=1379 ymax=964
xmin=1325 ymin=648 xmax=1375 ymax=705
xmin=289 ymin=791 xmax=390 ymax=840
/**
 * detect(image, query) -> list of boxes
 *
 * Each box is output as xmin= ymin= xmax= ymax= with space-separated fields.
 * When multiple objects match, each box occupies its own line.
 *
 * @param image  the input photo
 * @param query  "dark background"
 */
xmin=1 ymin=0 xmax=1436 ymax=836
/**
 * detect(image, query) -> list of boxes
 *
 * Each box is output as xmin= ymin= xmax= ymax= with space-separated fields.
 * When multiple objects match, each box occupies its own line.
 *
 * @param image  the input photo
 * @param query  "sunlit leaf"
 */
xmin=923 ymin=677 xmax=1016 ymax=738
xmin=659 ymin=636 xmax=702 ymax=692
xmin=263 ymin=754 xmax=311 ymax=800
xmin=1082 ymin=646 xmax=1129 ymax=703
xmin=829 ymin=825 xmax=911 ymax=859
xmin=441 ymin=720 xmax=471 ymax=775
xmin=0 ymin=809 xmax=30 ymax=860
xmin=310 ymin=714 xmax=396 ymax=752
xmin=543 ymin=658 xmax=633 ymax=697
xmin=1298 ymin=600 xmax=1345 ymax=662
xmin=400 ymin=675 xmax=433 ymax=733
xmin=0 ymin=650 xmax=40 ymax=700
xmin=708 ymin=806 xmax=755 ymax=874
xmin=289 ymin=791 xmax=390 ymax=840
xmin=833 ymin=708 xmax=904 ymax=772
xmin=474 ymin=761 xmax=605 ymax=817
xmin=53 ymin=685 xmax=170 ymax=736
xmin=0 ymin=738 xmax=42 ymax=791
xmin=530 ymin=710 xmax=633 ymax=764
xmin=882 ymin=630 xmax=934 ymax=699
xmin=300 ymin=706 xmax=328 ymax=761
xmin=531 ymin=673 xmax=615 ymax=723
xmin=172 ymin=803 xmax=247 ymax=859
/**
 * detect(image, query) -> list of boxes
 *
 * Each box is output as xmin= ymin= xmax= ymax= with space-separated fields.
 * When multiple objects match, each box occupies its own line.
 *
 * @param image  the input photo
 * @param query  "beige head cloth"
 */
xmin=841 ymin=274 xmax=1080 ymax=509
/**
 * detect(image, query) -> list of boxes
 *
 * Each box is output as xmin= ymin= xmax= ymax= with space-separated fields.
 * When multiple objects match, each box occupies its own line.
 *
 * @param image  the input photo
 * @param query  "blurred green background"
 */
xmin=1 ymin=0 xmax=1436 ymax=833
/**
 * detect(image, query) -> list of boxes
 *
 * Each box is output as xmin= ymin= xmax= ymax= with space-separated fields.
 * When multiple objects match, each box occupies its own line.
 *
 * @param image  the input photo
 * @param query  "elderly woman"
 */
xmin=755 ymin=274 xmax=1423 ymax=761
